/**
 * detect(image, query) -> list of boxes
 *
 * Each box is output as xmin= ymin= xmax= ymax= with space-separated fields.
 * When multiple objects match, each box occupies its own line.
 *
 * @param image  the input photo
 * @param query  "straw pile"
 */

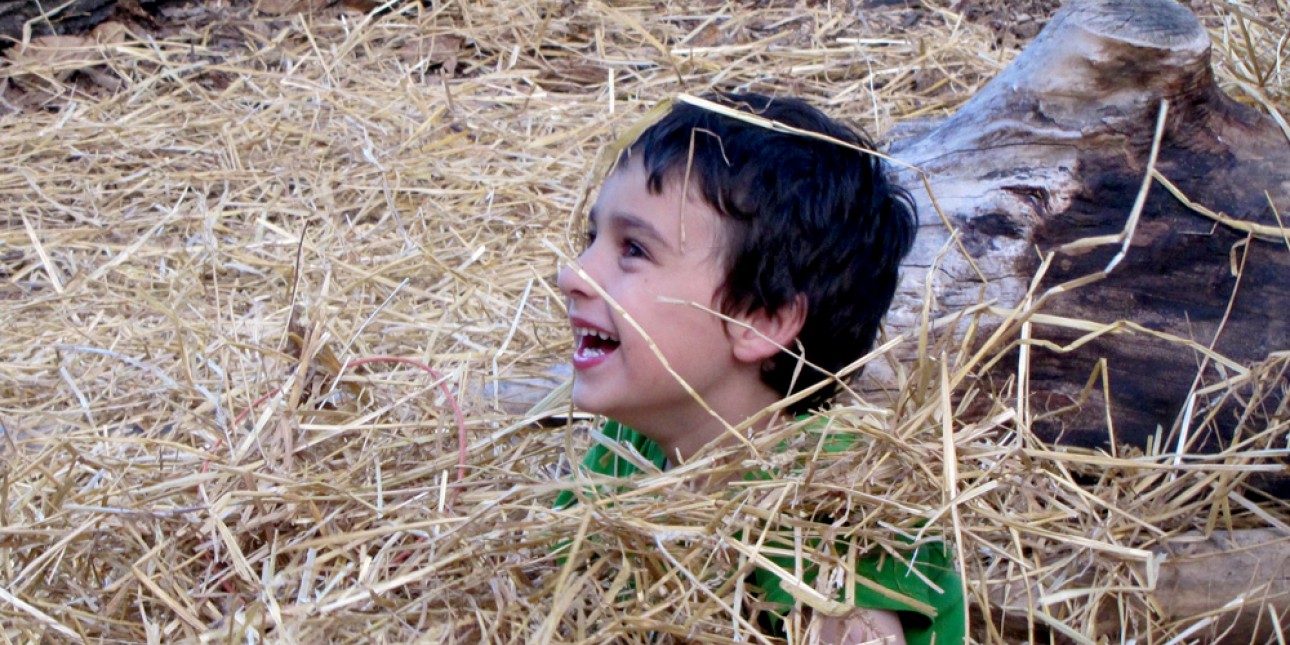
xmin=1 ymin=0 xmax=1287 ymax=642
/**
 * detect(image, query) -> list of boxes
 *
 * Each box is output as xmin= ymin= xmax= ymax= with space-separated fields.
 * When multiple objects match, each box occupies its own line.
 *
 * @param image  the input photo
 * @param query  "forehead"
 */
xmin=590 ymin=158 xmax=728 ymax=251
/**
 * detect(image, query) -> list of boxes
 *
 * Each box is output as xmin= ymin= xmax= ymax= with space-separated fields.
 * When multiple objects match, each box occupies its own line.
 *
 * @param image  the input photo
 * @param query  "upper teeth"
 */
xmin=575 ymin=326 xmax=616 ymax=341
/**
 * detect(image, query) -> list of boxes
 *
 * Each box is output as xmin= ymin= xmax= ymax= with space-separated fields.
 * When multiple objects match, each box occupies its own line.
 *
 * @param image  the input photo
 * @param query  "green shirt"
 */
xmin=556 ymin=420 xmax=966 ymax=645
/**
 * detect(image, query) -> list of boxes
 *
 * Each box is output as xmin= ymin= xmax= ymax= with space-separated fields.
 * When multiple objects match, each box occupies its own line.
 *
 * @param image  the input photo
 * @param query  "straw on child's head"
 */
xmin=617 ymin=92 xmax=916 ymax=414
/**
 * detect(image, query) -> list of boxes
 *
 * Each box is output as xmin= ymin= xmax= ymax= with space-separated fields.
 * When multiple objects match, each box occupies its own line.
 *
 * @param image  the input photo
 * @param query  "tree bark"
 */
xmin=884 ymin=0 xmax=1290 ymax=452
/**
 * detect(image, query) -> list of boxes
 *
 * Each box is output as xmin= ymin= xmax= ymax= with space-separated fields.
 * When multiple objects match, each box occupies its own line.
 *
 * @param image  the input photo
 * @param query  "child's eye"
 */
xmin=622 ymin=239 xmax=648 ymax=260
xmin=583 ymin=229 xmax=597 ymax=250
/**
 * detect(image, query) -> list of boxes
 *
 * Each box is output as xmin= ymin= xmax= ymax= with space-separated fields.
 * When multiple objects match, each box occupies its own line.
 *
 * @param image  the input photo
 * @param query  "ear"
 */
xmin=729 ymin=296 xmax=807 ymax=365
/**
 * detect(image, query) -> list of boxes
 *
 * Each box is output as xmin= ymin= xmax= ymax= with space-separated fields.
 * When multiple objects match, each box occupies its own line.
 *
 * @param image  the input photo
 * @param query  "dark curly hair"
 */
xmin=622 ymin=93 xmax=916 ymax=414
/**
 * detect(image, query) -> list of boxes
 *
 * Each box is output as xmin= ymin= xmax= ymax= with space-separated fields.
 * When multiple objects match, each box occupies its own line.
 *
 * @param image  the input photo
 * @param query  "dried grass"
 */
xmin=1 ymin=0 xmax=1288 ymax=642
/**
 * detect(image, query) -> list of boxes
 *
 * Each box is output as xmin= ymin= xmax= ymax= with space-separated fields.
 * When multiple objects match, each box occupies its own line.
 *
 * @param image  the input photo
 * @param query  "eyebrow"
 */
xmin=589 ymin=207 xmax=673 ymax=253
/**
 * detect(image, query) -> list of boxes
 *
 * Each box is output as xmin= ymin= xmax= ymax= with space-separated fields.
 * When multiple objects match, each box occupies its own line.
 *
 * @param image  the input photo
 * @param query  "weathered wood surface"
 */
xmin=880 ymin=7 xmax=1290 ymax=634
xmin=885 ymin=0 xmax=1290 ymax=451
xmin=991 ymin=528 xmax=1290 ymax=642
xmin=0 ymin=0 xmax=117 ymax=47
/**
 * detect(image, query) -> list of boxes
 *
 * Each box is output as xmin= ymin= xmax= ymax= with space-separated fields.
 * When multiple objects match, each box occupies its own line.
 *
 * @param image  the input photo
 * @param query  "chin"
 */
xmin=573 ymin=395 xmax=639 ymax=429
xmin=570 ymin=385 xmax=609 ymax=417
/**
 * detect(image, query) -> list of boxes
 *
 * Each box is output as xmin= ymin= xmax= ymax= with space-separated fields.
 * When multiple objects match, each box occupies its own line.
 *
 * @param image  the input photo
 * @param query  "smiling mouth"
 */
xmin=573 ymin=325 xmax=620 ymax=363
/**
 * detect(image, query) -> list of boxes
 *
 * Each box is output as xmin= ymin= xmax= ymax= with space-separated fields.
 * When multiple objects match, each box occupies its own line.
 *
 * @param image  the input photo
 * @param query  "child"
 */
xmin=555 ymin=93 xmax=964 ymax=644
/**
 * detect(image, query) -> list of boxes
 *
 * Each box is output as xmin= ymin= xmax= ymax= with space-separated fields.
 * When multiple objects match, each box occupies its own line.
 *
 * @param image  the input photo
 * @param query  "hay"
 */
xmin=1 ymin=0 xmax=1287 ymax=642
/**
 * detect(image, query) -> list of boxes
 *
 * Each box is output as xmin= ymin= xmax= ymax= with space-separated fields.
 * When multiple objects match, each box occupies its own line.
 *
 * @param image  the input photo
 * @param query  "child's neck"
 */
xmin=632 ymin=382 xmax=785 ymax=467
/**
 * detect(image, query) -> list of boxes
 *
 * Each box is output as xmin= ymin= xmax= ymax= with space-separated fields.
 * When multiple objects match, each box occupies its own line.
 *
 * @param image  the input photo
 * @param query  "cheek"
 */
xmin=650 ymin=304 xmax=724 ymax=357
xmin=610 ymin=277 xmax=655 ymax=325
xmin=616 ymin=276 xmax=724 ymax=354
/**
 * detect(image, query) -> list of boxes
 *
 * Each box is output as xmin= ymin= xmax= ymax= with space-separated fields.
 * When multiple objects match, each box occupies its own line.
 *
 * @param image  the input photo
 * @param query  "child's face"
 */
xmin=557 ymin=158 xmax=746 ymax=443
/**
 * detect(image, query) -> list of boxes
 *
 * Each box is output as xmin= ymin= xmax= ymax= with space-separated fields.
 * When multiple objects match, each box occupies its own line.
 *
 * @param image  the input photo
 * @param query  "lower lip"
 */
xmin=572 ymin=344 xmax=613 ymax=371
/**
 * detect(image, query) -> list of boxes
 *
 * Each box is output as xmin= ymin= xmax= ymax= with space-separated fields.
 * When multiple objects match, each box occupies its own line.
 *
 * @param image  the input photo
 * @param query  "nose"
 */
xmin=557 ymin=253 xmax=594 ymax=300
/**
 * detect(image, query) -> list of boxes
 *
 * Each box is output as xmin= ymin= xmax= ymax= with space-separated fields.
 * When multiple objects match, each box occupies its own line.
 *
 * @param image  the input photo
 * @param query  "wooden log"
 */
xmin=989 ymin=528 xmax=1290 ymax=642
xmin=884 ymin=0 xmax=1290 ymax=451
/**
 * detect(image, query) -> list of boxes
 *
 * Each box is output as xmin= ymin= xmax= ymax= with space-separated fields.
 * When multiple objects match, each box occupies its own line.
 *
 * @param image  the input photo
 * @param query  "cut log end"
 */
xmin=885 ymin=0 xmax=1289 ymax=452
xmin=1065 ymin=0 xmax=1207 ymax=49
